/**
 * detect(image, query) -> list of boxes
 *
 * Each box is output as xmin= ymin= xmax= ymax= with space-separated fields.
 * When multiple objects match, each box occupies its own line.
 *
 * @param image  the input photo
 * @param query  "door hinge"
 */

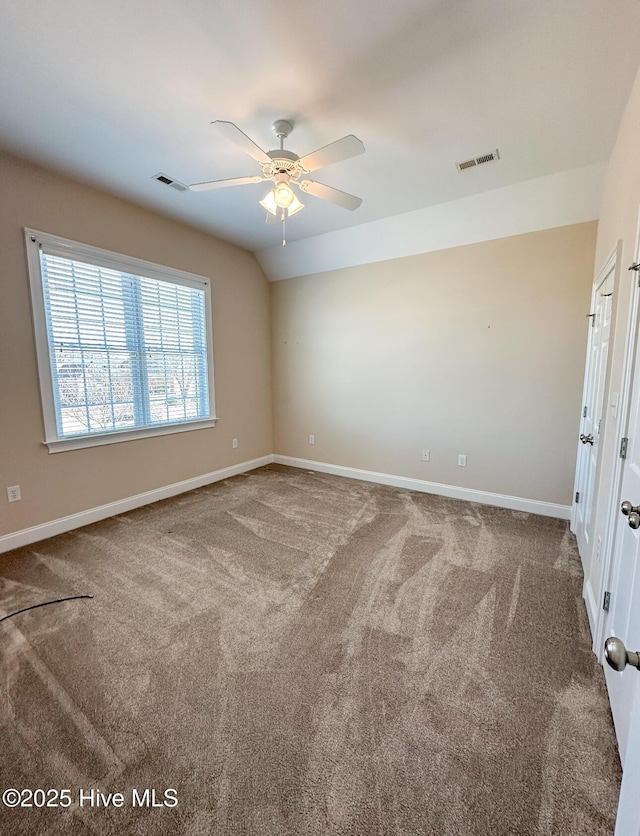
xmin=583 ymin=405 xmax=588 ymax=418
xmin=575 ymin=491 xmax=580 ymax=503
xmin=603 ymin=591 xmax=611 ymax=612
xmin=620 ymin=437 xmax=629 ymax=459
xmin=587 ymin=313 xmax=596 ymax=327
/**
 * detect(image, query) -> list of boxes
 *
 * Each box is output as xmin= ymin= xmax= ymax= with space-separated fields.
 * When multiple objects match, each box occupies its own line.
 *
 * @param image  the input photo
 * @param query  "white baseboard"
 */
xmin=274 ymin=455 xmax=571 ymax=520
xmin=1 ymin=452 xmax=571 ymax=554
xmin=0 ymin=455 xmax=274 ymax=554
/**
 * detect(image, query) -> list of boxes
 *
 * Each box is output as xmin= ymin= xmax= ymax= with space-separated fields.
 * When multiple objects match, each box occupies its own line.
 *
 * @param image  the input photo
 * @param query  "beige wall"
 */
xmin=0 ymin=142 xmax=606 ymax=539
xmin=271 ymin=222 xmax=597 ymax=505
xmin=585 ymin=65 xmax=640 ymax=600
xmin=0 ymin=150 xmax=272 ymax=537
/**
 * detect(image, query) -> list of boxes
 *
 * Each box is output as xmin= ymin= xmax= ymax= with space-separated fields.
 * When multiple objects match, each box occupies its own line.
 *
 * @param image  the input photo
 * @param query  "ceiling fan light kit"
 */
xmin=259 ymin=184 xmax=304 ymax=216
xmin=187 ymin=118 xmax=365 ymax=246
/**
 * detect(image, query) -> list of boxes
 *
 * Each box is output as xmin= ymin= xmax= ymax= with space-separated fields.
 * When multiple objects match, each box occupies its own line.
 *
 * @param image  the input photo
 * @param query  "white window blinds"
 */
xmin=26 ymin=230 xmax=216 ymax=451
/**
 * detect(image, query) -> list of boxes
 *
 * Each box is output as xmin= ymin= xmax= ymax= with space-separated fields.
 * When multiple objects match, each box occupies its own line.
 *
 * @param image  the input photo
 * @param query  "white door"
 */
xmin=604 ymin=312 xmax=640 ymax=765
xmin=572 ymin=259 xmax=615 ymax=561
xmin=603 ymin=261 xmax=640 ymax=835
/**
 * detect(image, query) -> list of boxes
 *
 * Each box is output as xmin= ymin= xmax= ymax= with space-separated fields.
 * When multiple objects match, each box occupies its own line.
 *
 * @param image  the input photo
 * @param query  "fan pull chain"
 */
xmin=282 ymin=208 xmax=287 ymax=247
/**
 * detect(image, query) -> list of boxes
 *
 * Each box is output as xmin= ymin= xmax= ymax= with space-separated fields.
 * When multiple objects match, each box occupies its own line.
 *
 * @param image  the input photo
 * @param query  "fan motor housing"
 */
xmin=262 ymin=150 xmax=306 ymax=179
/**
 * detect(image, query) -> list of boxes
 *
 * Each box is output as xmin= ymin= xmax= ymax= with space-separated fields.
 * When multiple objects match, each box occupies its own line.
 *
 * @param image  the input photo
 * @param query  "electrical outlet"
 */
xmin=309 ymin=434 xmax=315 ymax=445
xmin=7 ymin=485 xmax=21 ymax=502
xmin=457 ymin=454 xmax=467 ymax=467
xmin=232 ymin=438 xmax=238 ymax=449
xmin=421 ymin=449 xmax=430 ymax=461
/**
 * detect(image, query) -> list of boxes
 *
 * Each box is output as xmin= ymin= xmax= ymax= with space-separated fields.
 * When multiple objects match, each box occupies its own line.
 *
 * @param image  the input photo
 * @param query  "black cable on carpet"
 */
xmin=0 ymin=595 xmax=94 ymax=623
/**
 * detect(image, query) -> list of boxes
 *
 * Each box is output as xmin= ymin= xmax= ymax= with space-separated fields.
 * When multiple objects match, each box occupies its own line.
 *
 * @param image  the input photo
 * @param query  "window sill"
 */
xmin=44 ymin=417 xmax=218 ymax=453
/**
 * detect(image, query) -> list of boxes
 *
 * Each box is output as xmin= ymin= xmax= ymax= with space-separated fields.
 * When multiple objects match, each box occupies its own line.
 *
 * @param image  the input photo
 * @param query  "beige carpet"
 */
xmin=0 ymin=464 xmax=620 ymax=835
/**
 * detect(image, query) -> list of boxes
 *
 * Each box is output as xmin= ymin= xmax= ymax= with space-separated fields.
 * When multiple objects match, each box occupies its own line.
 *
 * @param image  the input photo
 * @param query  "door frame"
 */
xmin=593 ymin=230 xmax=640 ymax=662
xmin=573 ymin=241 xmax=623 ymax=630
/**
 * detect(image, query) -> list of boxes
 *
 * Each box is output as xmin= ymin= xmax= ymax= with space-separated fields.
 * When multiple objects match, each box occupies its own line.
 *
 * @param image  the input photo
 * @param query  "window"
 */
xmin=25 ymin=229 xmax=216 ymax=452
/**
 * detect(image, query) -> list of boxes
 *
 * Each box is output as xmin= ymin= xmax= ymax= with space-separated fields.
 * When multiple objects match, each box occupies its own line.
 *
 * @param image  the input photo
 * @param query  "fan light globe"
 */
xmin=283 ymin=192 xmax=304 ymax=216
xmin=274 ymin=182 xmax=294 ymax=208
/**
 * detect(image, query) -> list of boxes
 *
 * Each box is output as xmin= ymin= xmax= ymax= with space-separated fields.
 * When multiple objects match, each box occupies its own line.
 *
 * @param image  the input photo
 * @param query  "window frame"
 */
xmin=24 ymin=228 xmax=217 ymax=453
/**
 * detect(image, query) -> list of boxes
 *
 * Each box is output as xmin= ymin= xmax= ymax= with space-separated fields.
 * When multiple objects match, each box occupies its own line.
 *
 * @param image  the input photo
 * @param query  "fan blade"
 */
xmin=297 ymin=179 xmax=362 ymax=210
xmin=212 ymin=120 xmax=271 ymax=165
xmin=189 ymin=175 xmax=267 ymax=192
xmin=298 ymin=135 xmax=365 ymax=173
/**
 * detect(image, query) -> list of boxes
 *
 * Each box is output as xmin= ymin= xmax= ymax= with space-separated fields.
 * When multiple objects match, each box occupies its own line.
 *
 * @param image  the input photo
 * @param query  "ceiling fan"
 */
xmin=189 ymin=119 xmax=365 ymax=245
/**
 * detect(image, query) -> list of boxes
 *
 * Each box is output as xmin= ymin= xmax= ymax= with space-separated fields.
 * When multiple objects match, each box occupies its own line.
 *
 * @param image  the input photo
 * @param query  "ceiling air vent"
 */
xmin=456 ymin=149 xmax=500 ymax=172
xmin=152 ymin=173 xmax=188 ymax=192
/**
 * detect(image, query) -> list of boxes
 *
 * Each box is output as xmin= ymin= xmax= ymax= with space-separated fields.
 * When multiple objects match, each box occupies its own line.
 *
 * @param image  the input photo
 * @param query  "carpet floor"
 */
xmin=0 ymin=464 xmax=621 ymax=835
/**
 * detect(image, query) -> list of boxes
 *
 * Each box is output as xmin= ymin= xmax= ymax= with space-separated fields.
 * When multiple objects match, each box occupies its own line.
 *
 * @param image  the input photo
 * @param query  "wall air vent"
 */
xmin=152 ymin=173 xmax=188 ymax=192
xmin=456 ymin=149 xmax=500 ymax=172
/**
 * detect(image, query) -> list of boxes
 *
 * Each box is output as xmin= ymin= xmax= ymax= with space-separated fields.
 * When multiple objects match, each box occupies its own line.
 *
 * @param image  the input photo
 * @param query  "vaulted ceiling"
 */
xmin=2 ymin=0 xmax=640 ymax=259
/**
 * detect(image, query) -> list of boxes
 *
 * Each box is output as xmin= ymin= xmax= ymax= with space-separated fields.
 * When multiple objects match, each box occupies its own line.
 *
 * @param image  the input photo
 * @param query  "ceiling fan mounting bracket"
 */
xmin=272 ymin=119 xmax=293 ymax=141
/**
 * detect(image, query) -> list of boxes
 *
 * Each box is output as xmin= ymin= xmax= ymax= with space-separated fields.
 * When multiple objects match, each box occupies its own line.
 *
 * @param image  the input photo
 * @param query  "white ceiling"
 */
xmin=1 ymin=0 xmax=640 ymax=254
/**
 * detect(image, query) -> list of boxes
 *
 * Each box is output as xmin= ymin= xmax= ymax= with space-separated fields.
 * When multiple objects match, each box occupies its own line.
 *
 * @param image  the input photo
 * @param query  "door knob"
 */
xmin=580 ymin=433 xmax=594 ymax=445
xmin=629 ymin=512 xmax=640 ymax=530
xmin=621 ymin=501 xmax=640 ymax=528
xmin=604 ymin=636 xmax=640 ymax=672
